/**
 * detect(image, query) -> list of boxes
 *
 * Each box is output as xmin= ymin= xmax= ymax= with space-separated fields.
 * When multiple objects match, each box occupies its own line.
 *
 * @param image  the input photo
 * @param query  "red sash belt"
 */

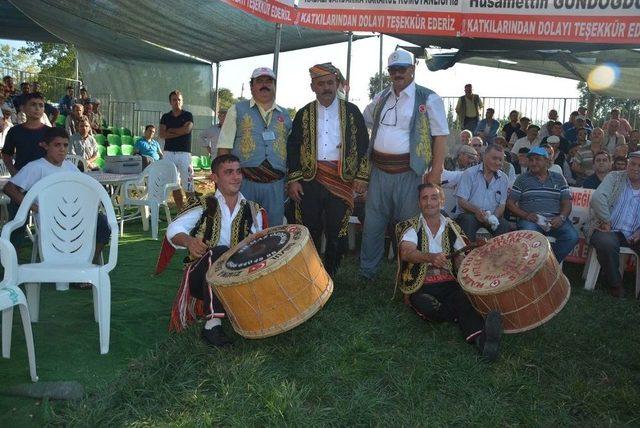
xmin=372 ymin=150 xmax=411 ymax=174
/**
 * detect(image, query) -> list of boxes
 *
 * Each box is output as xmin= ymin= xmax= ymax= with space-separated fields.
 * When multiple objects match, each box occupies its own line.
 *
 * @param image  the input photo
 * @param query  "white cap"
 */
xmin=388 ymin=49 xmax=414 ymax=67
xmin=547 ymin=136 xmax=560 ymax=144
xmin=251 ymin=67 xmax=276 ymax=80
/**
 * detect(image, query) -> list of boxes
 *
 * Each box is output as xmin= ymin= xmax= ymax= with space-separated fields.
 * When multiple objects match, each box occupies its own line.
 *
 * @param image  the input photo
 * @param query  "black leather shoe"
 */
xmin=201 ymin=325 xmax=232 ymax=347
xmin=480 ymin=311 xmax=502 ymax=362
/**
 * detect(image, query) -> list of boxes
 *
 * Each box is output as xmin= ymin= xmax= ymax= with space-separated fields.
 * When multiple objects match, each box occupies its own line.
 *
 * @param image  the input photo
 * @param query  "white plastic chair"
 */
xmin=0 ymin=172 xmax=119 ymax=354
xmin=121 ymin=160 xmax=178 ymax=240
xmin=65 ymin=154 xmax=88 ymax=171
xmin=0 ymin=239 xmax=38 ymax=381
xmin=584 ymin=246 xmax=640 ymax=298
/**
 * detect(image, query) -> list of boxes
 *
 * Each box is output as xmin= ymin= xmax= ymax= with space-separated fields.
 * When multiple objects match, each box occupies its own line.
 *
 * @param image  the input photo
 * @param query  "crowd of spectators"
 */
xmin=445 ymin=97 xmax=639 ymax=296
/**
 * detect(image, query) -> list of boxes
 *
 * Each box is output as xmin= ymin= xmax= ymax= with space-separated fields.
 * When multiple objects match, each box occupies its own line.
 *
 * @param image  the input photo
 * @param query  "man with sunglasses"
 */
xmin=360 ymin=49 xmax=449 ymax=280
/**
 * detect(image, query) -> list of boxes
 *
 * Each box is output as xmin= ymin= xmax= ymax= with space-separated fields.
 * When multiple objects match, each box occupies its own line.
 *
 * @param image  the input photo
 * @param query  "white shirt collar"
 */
xmin=317 ymin=96 xmax=339 ymax=112
xmin=419 ymin=213 xmax=447 ymax=235
xmin=395 ymin=80 xmax=416 ymax=100
xmin=250 ymin=98 xmax=282 ymax=112
xmin=214 ymin=189 xmax=246 ymax=210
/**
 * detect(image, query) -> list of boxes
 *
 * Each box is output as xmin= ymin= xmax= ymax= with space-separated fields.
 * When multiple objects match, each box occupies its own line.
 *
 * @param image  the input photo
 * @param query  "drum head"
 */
xmin=206 ymin=224 xmax=309 ymax=286
xmin=458 ymin=230 xmax=550 ymax=295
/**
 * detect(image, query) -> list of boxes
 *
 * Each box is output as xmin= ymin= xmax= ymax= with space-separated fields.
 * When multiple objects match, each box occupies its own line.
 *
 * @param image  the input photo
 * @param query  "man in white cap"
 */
xmin=217 ymin=67 xmax=292 ymax=226
xmin=359 ymin=49 xmax=449 ymax=280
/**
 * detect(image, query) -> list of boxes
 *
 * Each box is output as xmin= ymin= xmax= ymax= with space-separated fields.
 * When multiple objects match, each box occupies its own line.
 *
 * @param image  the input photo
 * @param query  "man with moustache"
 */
xmin=217 ymin=67 xmax=292 ymax=226
xmin=287 ymin=63 xmax=369 ymax=277
xmin=359 ymin=49 xmax=449 ymax=280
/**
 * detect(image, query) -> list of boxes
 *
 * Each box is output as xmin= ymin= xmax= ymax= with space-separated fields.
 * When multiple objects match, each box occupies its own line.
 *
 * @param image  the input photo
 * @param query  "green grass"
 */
xmin=1 ymin=223 xmax=640 ymax=426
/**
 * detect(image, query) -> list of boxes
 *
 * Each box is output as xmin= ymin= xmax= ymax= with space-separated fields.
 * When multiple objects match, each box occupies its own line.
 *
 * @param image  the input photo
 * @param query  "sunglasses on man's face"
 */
xmin=388 ymin=66 xmax=410 ymax=74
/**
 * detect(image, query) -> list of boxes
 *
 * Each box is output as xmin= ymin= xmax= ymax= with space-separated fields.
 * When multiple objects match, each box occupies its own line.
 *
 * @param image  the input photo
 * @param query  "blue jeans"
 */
xmin=517 ymin=219 xmax=579 ymax=262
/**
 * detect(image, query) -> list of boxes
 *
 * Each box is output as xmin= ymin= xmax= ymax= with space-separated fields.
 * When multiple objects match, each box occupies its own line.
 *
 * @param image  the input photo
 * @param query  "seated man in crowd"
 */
xmin=603 ymin=119 xmax=626 ymax=155
xmin=603 ymin=108 xmax=632 ymax=139
xmin=69 ymin=116 xmax=99 ymax=170
xmin=444 ymin=144 xmax=478 ymax=171
xmin=396 ymin=183 xmax=502 ymax=362
xmin=562 ymin=111 xmax=579 ymax=135
xmin=65 ymin=103 xmax=86 ymax=136
xmin=541 ymin=121 xmax=570 ymax=154
xmin=495 ymin=136 xmax=516 ymax=185
xmin=84 ymin=101 xmax=102 ymax=134
xmin=134 ymin=125 xmax=163 ymax=164
xmin=513 ymin=147 xmax=530 ymax=175
xmin=3 ymin=128 xmax=111 ymax=274
xmin=501 ymin=110 xmax=520 ymax=143
xmin=538 ymin=109 xmax=559 ymax=140
xmin=455 ymin=143 xmax=510 ymax=241
xmin=571 ymin=134 xmax=604 ymax=186
xmin=539 ymin=143 xmax=564 ymax=176
xmin=508 ymin=116 xmax=530 ymax=146
xmin=459 ymin=129 xmax=472 ymax=146
xmin=613 ymin=156 xmax=627 ymax=171
xmin=159 ymin=154 xmax=266 ymax=346
xmin=512 ymin=124 xmax=540 ymax=154
xmin=628 ymin=129 xmax=639 ymax=153
xmin=506 ymin=147 xmax=578 ymax=263
xmin=474 ymin=108 xmax=500 ymax=144
xmin=58 ymin=86 xmax=75 ymax=116
xmin=469 ymin=136 xmax=484 ymax=156
xmin=587 ymin=151 xmax=640 ymax=297
xmin=583 ymin=151 xmax=611 ymax=189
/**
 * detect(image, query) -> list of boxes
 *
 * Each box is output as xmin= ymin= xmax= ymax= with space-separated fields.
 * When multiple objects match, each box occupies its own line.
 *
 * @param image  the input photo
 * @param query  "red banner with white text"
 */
xmin=222 ymin=0 xmax=640 ymax=44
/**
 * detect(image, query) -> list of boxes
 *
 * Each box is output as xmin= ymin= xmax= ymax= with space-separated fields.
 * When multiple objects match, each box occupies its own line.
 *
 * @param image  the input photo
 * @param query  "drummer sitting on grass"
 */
xmin=396 ymin=183 xmax=503 ymax=362
xmin=157 ymin=154 xmax=266 ymax=347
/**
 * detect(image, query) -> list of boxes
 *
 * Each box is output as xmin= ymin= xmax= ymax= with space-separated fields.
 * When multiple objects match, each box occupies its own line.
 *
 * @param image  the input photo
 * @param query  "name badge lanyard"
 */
xmin=260 ymin=109 xmax=276 ymax=142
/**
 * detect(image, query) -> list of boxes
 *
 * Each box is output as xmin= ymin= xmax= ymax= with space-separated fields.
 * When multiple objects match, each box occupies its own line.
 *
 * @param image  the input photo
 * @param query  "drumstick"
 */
xmin=446 ymin=239 xmax=488 ymax=259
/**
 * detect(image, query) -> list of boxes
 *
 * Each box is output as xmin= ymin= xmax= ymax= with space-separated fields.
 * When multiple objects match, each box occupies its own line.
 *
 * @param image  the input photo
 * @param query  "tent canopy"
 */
xmin=2 ymin=0 xmax=359 ymax=63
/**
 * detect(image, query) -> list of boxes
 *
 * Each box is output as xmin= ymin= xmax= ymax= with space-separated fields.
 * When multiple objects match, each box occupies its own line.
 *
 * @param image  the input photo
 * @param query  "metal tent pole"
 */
xmin=378 ymin=34 xmax=383 ymax=92
xmin=273 ymin=23 xmax=283 ymax=78
xmin=346 ymin=31 xmax=353 ymax=101
xmin=214 ymin=62 xmax=220 ymax=124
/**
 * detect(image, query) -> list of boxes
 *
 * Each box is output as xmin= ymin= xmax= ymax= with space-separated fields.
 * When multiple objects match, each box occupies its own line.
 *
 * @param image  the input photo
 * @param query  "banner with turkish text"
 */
xmin=222 ymin=0 xmax=640 ymax=44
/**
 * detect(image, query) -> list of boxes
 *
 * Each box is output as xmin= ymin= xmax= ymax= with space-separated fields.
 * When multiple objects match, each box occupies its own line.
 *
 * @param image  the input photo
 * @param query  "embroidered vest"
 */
xmin=395 ymin=215 xmax=465 ymax=295
xmin=293 ymin=100 xmax=368 ymax=183
xmin=233 ymin=100 xmax=292 ymax=172
xmin=184 ymin=194 xmax=260 ymax=264
xmin=369 ymin=84 xmax=436 ymax=176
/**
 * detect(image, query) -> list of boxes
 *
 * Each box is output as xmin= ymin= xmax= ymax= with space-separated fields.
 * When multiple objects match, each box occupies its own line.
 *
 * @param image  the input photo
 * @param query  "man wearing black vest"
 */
xmin=287 ymin=63 xmax=369 ymax=277
xmin=156 ymin=154 xmax=266 ymax=347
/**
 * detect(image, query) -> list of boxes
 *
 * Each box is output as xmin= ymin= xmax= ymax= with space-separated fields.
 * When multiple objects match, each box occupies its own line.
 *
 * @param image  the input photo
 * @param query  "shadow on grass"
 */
xmin=2 ymin=228 xmax=640 ymax=426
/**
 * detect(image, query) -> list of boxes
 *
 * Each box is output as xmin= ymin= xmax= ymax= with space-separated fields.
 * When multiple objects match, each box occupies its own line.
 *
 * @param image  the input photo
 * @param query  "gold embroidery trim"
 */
xmin=239 ymin=114 xmax=255 ymax=160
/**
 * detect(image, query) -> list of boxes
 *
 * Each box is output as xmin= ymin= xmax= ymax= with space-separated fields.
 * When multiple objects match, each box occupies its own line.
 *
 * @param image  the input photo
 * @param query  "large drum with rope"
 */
xmin=206 ymin=224 xmax=333 ymax=339
xmin=457 ymin=230 xmax=570 ymax=334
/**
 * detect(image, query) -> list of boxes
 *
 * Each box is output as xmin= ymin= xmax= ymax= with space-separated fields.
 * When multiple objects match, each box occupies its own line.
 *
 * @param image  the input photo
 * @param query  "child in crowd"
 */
xmin=134 ymin=124 xmax=163 ymax=166
xmin=3 ymin=127 xmax=111 ymax=287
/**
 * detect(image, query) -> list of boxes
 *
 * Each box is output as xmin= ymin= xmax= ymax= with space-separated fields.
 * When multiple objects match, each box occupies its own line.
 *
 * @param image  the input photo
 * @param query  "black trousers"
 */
xmin=300 ymin=179 xmax=348 ymax=277
xmin=463 ymin=117 xmax=479 ymax=133
xmin=409 ymin=281 xmax=484 ymax=341
xmin=187 ymin=245 xmax=229 ymax=317
xmin=590 ymin=231 xmax=640 ymax=288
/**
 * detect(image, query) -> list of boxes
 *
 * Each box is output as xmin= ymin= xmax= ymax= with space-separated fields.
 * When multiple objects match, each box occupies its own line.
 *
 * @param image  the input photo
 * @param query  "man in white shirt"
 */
xmin=396 ymin=183 xmax=502 ymax=361
xmin=199 ymin=109 xmax=227 ymax=157
xmin=287 ymin=63 xmax=369 ymax=277
xmin=360 ymin=49 xmax=449 ymax=280
xmin=159 ymin=154 xmax=266 ymax=347
xmin=511 ymin=124 xmax=541 ymax=155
